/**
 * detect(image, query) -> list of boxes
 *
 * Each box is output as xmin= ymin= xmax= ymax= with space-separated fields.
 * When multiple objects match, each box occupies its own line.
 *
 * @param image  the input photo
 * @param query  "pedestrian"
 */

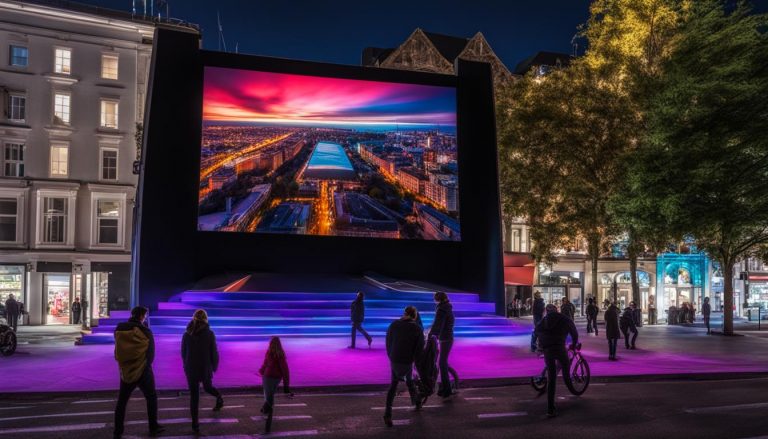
xmin=349 ymin=291 xmax=372 ymax=349
xmin=258 ymin=336 xmax=292 ymax=416
xmin=560 ymin=297 xmax=575 ymax=320
xmin=113 ymin=306 xmax=163 ymax=439
xmin=586 ymin=298 xmax=599 ymax=335
xmin=530 ymin=291 xmax=545 ymax=352
xmin=428 ymin=291 xmax=455 ymax=398
xmin=4 ymin=294 xmax=19 ymax=332
xmin=605 ymin=301 xmax=620 ymax=360
xmin=182 ymin=309 xmax=224 ymax=433
xmin=648 ymin=295 xmax=657 ymax=325
xmin=620 ymin=302 xmax=639 ymax=349
xmin=384 ymin=306 xmax=425 ymax=427
xmin=535 ymin=304 xmax=578 ymax=417
xmin=71 ymin=297 xmax=82 ymax=325
xmin=702 ymin=297 xmax=712 ymax=334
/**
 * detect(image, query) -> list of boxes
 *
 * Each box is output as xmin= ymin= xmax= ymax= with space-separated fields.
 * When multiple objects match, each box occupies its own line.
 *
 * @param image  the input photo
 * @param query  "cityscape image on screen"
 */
xmin=198 ymin=66 xmax=460 ymax=241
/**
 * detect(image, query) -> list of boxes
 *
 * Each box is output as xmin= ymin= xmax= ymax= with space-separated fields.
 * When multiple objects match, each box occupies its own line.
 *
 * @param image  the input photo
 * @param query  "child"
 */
xmin=258 ymin=336 xmax=293 ymax=415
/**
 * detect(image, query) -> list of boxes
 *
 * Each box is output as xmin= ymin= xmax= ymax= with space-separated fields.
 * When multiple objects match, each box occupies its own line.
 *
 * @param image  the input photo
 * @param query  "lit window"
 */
xmin=97 ymin=200 xmax=120 ymax=244
xmin=53 ymin=93 xmax=71 ymax=125
xmin=101 ymin=54 xmax=118 ymax=80
xmin=42 ymin=197 xmax=67 ymax=243
xmin=9 ymin=95 xmax=26 ymax=122
xmin=100 ymin=148 xmax=118 ymax=181
xmin=0 ymin=198 xmax=18 ymax=242
xmin=50 ymin=143 xmax=68 ymax=177
xmin=9 ymin=46 xmax=28 ymax=67
xmin=100 ymin=100 xmax=119 ymax=129
xmin=4 ymin=143 xmax=24 ymax=177
xmin=54 ymin=48 xmax=71 ymax=74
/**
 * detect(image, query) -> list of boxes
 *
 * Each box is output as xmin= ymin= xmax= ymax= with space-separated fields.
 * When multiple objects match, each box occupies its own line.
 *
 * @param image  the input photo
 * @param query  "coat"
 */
xmin=114 ymin=319 xmax=155 ymax=383
xmin=702 ymin=303 xmax=711 ymax=317
xmin=561 ymin=302 xmax=576 ymax=320
xmin=620 ymin=308 xmax=638 ymax=333
xmin=260 ymin=352 xmax=290 ymax=389
xmin=428 ymin=301 xmax=455 ymax=341
xmin=586 ymin=303 xmax=599 ymax=318
xmin=386 ymin=317 xmax=424 ymax=364
xmin=535 ymin=312 xmax=578 ymax=350
xmin=604 ymin=305 xmax=621 ymax=340
xmin=181 ymin=322 xmax=220 ymax=380
xmin=71 ymin=301 xmax=82 ymax=315
xmin=350 ymin=298 xmax=364 ymax=324
xmin=532 ymin=298 xmax=545 ymax=323
xmin=4 ymin=298 xmax=18 ymax=317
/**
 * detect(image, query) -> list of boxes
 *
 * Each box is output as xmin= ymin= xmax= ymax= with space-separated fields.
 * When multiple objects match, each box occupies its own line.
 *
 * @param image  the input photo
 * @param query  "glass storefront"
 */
xmin=535 ymin=270 xmax=583 ymax=316
xmin=656 ymin=253 xmax=709 ymax=323
xmin=93 ymin=271 xmax=110 ymax=319
xmin=0 ymin=265 xmax=25 ymax=320
xmin=44 ymin=273 xmax=71 ymax=325
xmin=598 ymin=271 xmax=650 ymax=311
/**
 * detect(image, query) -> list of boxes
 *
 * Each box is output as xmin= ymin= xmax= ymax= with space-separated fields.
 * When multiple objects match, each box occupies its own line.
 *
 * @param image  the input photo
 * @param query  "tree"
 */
xmin=627 ymin=0 xmax=768 ymax=334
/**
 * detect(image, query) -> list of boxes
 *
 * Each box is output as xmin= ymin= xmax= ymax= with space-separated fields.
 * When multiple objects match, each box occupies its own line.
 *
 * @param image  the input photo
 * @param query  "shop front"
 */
xmin=656 ymin=253 xmax=709 ymax=323
xmin=746 ymin=272 xmax=768 ymax=321
xmin=597 ymin=271 xmax=652 ymax=312
xmin=534 ymin=270 xmax=584 ymax=316
xmin=0 ymin=264 xmax=26 ymax=323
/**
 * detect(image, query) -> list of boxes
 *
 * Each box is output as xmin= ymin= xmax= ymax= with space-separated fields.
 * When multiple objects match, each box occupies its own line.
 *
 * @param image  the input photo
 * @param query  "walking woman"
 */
xmin=349 ymin=291 xmax=372 ymax=349
xmin=181 ymin=309 xmax=224 ymax=433
xmin=258 ymin=336 xmax=292 ymax=415
xmin=604 ymin=301 xmax=621 ymax=361
xmin=428 ymin=291 xmax=455 ymax=398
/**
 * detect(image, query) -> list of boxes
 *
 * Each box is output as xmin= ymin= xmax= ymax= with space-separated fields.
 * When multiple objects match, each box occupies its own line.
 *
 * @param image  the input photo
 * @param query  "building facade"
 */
xmin=0 ymin=0 xmax=196 ymax=326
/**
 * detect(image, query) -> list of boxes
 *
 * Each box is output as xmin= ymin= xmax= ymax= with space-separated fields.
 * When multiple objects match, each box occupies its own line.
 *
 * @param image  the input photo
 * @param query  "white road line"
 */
xmin=275 ymin=403 xmax=307 ymax=407
xmin=464 ymin=397 xmax=493 ymax=400
xmin=251 ymin=415 xmax=312 ymax=421
xmin=125 ymin=417 xmax=238 ymax=426
xmin=685 ymin=402 xmax=768 ymax=414
xmin=0 ymin=406 xmax=32 ymax=411
xmin=255 ymin=430 xmax=319 ymax=438
xmin=370 ymin=405 xmax=441 ymax=411
xmin=133 ymin=404 xmax=246 ymax=412
xmin=0 ymin=422 xmax=107 ymax=435
xmin=393 ymin=419 xmax=411 ymax=426
xmin=72 ymin=399 xmax=115 ymax=404
xmin=0 ymin=410 xmax=113 ymax=422
xmin=477 ymin=412 xmax=528 ymax=419
xmin=158 ymin=396 xmax=182 ymax=400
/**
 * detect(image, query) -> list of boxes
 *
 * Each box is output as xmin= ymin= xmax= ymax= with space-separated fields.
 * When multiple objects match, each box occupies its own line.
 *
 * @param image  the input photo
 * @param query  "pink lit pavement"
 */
xmin=3 ymin=322 xmax=768 ymax=394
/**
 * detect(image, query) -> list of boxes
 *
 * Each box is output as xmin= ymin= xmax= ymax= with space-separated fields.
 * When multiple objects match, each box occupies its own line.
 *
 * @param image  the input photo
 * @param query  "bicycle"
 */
xmin=0 ymin=317 xmax=17 ymax=357
xmin=530 ymin=342 xmax=590 ymax=395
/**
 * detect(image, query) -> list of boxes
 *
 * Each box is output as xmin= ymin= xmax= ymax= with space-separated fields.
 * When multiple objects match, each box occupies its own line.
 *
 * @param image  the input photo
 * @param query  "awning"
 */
xmin=503 ymin=252 xmax=535 ymax=286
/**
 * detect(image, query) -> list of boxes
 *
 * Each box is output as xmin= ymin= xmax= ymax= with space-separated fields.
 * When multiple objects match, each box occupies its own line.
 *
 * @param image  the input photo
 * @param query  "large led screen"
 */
xmin=198 ymin=66 xmax=460 ymax=241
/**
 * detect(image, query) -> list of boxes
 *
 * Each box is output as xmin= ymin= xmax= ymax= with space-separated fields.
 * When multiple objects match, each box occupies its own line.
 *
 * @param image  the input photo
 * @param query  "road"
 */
xmin=1 ymin=376 xmax=767 ymax=438
xmin=200 ymin=133 xmax=293 ymax=182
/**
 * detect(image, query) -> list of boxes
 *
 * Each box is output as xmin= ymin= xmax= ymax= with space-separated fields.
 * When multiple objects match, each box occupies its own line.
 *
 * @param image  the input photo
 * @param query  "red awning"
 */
xmin=503 ymin=252 xmax=535 ymax=286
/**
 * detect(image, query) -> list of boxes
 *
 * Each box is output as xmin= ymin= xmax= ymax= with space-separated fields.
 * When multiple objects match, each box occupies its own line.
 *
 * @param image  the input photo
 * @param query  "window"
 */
xmin=42 ymin=197 xmax=67 ymax=243
xmin=50 ymin=143 xmax=68 ymax=177
xmin=0 ymin=199 xmax=18 ymax=242
xmin=100 ymin=148 xmax=118 ymax=181
xmin=9 ymin=45 xmax=28 ymax=67
xmin=54 ymin=48 xmax=71 ymax=74
xmin=9 ymin=95 xmax=26 ymax=122
xmin=96 ymin=200 xmax=120 ymax=244
xmin=53 ymin=93 xmax=70 ymax=125
xmin=101 ymin=54 xmax=118 ymax=80
xmin=4 ymin=143 xmax=24 ymax=177
xmin=100 ymin=100 xmax=118 ymax=129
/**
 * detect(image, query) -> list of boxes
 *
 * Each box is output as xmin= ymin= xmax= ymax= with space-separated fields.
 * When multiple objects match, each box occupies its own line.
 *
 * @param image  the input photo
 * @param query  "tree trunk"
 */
xmin=628 ymin=229 xmax=641 ymax=306
xmin=723 ymin=260 xmax=735 ymax=335
xmin=588 ymin=236 xmax=600 ymax=301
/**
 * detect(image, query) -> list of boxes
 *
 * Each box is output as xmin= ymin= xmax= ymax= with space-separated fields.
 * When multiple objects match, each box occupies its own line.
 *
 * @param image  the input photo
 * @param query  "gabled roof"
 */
xmin=361 ymin=47 xmax=394 ymax=67
xmin=514 ymin=51 xmax=573 ymax=75
xmin=421 ymin=31 xmax=470 ymax=62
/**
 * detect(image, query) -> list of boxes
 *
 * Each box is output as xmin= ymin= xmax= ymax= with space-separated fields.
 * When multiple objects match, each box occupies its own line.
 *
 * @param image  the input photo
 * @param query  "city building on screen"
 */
xmin=0 ymin=0 xmax=198 ymax=326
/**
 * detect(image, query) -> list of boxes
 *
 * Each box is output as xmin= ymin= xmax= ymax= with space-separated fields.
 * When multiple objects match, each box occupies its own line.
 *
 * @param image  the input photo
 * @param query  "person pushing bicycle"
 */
xmin=535 ymin=304 xmax=579 ymax=417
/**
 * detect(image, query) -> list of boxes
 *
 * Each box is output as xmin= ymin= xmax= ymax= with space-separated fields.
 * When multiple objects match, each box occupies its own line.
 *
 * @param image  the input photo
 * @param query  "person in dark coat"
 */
xmin=586 ymin=298 xmax=599 ymax=335
xmin=349 ymin=291 xmax=372 ymax=349
xmin=428 ymin=291 xmax=455 ymax=398
xmin=259 ymin=336 xmax=292 ymax=416
xmin=560 ymin=297 xmax=575 ymax=320
xmin=384 ymin=306 xmax=424 ymax=427
xmin=113 ymin=306 xmax=163 ymax=439
xmin=604 ymin=302 xmax=621 ymax=360
xmin=71 ymin=298 xmax=82 ymax=325
xmin=4 ymin=294 xmax=19 ymax=332
xmin=530 ymin=291 xmax=545 ymax=352
xmin=535 ymin=304 xmax=579 ymax=417
xmin=620 ymin=302 xmax=639 ymax=349
xmin=702 ymin=297 xmax=712 ymax=334
xmin=181 ymin=309 xmax=224 ymax=433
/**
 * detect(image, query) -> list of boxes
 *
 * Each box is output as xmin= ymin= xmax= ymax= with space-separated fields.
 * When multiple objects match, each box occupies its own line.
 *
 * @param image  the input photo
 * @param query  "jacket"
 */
xmin=259 ymin=352 xmax=290 ymax=389
xmin=620 ymin=308 xmax=638 ymax=332
xmin=604 ymin=305 xmax=621 ymax=339
xmin=114 ymin=318 xmax=155 ymax=383
xmin=71 ymin=302 xmax=82 ymax=314
xmin=428 ymin=301 xmax=455 ymax=341
xmin=181 ymin=322 xmax=220 ymax=380
xmin=351 ymin=298 xmax=364 ymax=324
xmin=386 ymin=317 xmax=425 ymax=364
xmin=702 ymin=303 xmax=711 ymax=316
xmin=535 ymin=312 xmax=578 ymax=350
xmin=561 ymin=302 xmax=576 ymax=320
xmin=586 ymin=303 xmax=599 ymax=318
xmin=532 ymin=298 xmax=545 ymax=323
xmin=4 ymin=298 xmax=18 ymax=316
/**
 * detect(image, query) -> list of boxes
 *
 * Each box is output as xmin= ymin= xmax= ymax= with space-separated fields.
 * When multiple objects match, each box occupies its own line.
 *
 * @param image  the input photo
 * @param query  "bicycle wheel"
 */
xmin=567 ymin=355 xmax=590 ymax=395
xmin=530 ymin=367 xmax=547 ymax=394
xmin=0 ymin=328 xmax=16 ymax=357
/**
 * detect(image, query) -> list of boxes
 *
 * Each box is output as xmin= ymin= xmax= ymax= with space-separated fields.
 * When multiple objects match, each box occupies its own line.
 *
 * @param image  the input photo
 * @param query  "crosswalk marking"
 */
xmin=251 ymin=415 xmax=312 ymax=421
xmin=125 ymin=417 xmax=239 ymax=426
xmin=370 ymin=405 xmax=441 ymax=411
xmin=464 ymin=397 xmax=493 ymax=400
xmin=255 ymin=430 xmax=319 ymax=438
xmin=0 ymin=422 xmax=107 ymax=435
xmin=685 ymin=402 xmax=768 ymax=414
xmin=0 ymin=410 xmax=113 ymax=422
xmin=72 ymin=399 xmax=116 ymax=404
xmin=477 ymin=412 xmax=528 ymax=419
xmin=0 ymin=406 xmax=32 ymax=411
xmin=275 ymin=403 xmax=307 ymax=407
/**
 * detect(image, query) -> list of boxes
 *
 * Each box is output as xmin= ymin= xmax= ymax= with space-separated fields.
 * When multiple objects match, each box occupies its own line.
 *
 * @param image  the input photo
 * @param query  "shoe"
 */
xmin=113 ymin=433 xmax=122 ymax=439
xmin=192 ymin=423 xmax=200 ymax=434
xmin=547 ymin=409 xmax=558 ymax=418
xmin=347 ymin=345 xmax=355 ymax=349
xmin=383 ymin=414 xmax=393 ymax=427
xmin=368 ymin=338 xmax=373 ymax=349
xmin=149 ymin=425 xmax=166 ymax=437
xmin=414 ymin=399 xmax=423 ymax=411
xmin=214 ymin=396 xmax=224 ymax=411
xmin=630 ymin=346 xmax=637 ymax=350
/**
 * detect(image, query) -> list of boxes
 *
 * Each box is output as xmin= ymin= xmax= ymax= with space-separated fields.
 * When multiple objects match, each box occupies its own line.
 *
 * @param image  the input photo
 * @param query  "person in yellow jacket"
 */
xmin=113 ymin=306 xmax=164 ymax=438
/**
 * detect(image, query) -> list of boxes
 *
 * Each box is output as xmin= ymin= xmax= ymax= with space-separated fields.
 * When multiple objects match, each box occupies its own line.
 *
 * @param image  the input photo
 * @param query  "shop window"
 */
xmin=9 ymin=45 xmax=28 ymax=67
xmin=4 ymin=143 xmax=24 ymax=177
xmin=42 ymin=197 xmax=67 ymax=243
xmin=54 ymin=48 xmax=71 ymax=74
xmin=0 ymin=199 xmax=18 ymax=242
xmin=101 ymin=54 xmax=118 ymax=80
xmin=0 ymin=265 xmax=25 ymax=312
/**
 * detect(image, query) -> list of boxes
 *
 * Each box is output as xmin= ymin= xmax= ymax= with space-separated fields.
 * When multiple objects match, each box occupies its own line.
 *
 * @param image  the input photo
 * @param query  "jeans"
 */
xmin=385 ymin=362 xmax=418 ymax=417
xmin=187 ymin=375 xmax=221 ymax=425
xmin=530 ymin=319 xmax=542 ymax=351
xmin=543 ymin=347 xmax=572 ymax=414
xmin=262 ymin=376 xmax=281 ymax=409
xmin=72 ymin=312 xmax=80 ymax=325
xmin=704 ymin=315 xmax=711 ymax=332
xmin=438 ymin=339 xmax=453 ymax=394
xmin=351 ymin=322 xmax=372 ymax=348
xmin=114 ymin=367 xmax=159 ymax=436
xmin=648 ymin=309 xmax=657 ymax=325
xmin=6 ymin=314 xmax=17 ymax=332
xmin=621 ymin=324 xmax=638 ymax=348
xmin=608 ymin=338 xmax=617 ymax=358
xmin=586 ymin=316 xmax=598 ymax=334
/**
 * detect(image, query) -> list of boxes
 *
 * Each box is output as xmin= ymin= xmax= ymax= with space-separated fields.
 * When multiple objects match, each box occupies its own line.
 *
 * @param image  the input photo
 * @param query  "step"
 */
xmin=175 ymin=290 xmax=480 ymax=303
xmin=155 ymin=304 xmax=491 ymax=318
xmin=174 ymin=299 xmax=495 ymax=312
xmin=89 ymin=325 xmax=524 ymax=336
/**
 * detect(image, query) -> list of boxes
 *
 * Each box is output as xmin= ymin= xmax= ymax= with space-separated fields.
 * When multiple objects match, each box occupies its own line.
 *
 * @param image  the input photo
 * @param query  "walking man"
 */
xmin=530 ymin=291 xmax=545 ymax=352
xmin=4 ymin=294 xmax=19 ymax=332
xmin=429 ymin=291 xmax=455 ymax=398
xmin=561 ymin=297 xmax=575 ymax=320
xmin=349 ymin=291 xmax=372 ymax=349
xmin=182 ymin=309 xmax=224 ymax=433
xmin=702 ymin=297 xmax=712 ymax=334
xmin=113 ymin=306 xmax=163 ymax=439
xmin=535 ymin=304 xmax=579 ymax=417
xmin=71 ymin=297 xmax=82 ymax=325
xmin=620 ymin=302 xmax=639 ymax=349
xmin=605 ymin=301 xmax=620 ymax=360
xmin=586 ymin=298 xmax=599 ymax=335
xmin=384 ymin=306 xmax=424 ymax=427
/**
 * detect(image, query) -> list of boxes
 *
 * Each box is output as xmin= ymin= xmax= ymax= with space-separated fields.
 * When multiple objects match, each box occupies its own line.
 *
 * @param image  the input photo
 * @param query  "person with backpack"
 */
xmin=428 ymin=291 xmax=455 ymax=398
xmin=113 ymin=306 xmax=163 ymax=439
xmin=182 ymin=309 xmax=224 ymax=433
xmin=384 ymin=306 xmax=424 ymax=427
xmin=349 ymin=291 xmax=372 ymax=349
xmin=605 ymin=301 xmax=621 ymax=360
xmin=702 ymin=297 xmax=712 ymax=334
xmin=586 ymin=298 xmax=599 ymax=335
xmin=535 ymin=304 xmax=579 ymax=417
xmin=258 ymin=336 xmax=292 ymax=416
xmin=620 ymin=302 xmax=639 ymax=349
xmin=530 ymin=291 xmax=545 ymax=352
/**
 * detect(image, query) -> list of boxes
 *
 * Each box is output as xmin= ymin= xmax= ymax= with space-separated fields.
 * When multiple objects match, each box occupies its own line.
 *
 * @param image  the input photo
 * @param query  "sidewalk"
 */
xmin=2 ymin=322 xmax=768 ymax=394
